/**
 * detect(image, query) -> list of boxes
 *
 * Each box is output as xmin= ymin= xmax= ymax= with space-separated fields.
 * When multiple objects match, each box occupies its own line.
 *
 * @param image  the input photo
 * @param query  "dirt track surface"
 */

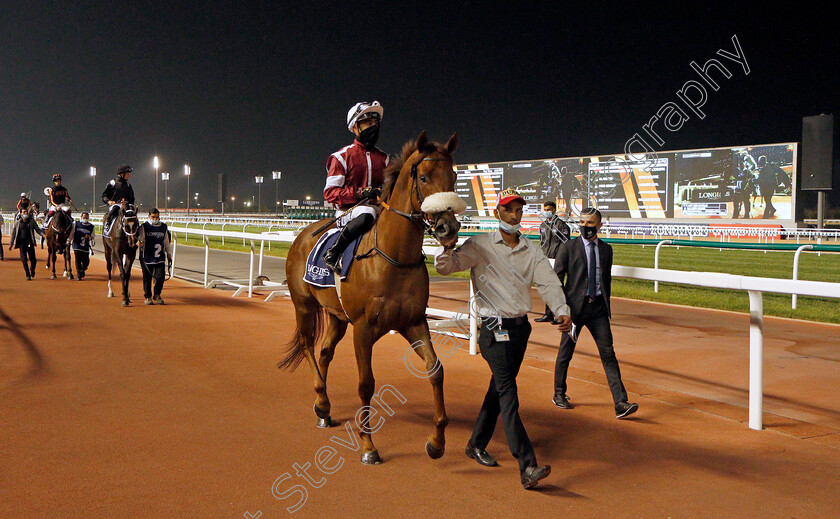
xmin=2 ymin=248 xmax=839 ymax=518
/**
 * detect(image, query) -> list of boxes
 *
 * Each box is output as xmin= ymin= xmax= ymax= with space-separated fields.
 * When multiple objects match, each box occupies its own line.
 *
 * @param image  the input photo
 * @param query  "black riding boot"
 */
xmin=104 ymin=211 xmax=117 ymax=235
xmin=323 ymin=213 xmax=375 ymax=271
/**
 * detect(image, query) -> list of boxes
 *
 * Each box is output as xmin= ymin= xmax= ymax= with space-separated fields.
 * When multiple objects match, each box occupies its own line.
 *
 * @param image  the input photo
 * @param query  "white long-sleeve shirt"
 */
xmin=435 ymin=230 xmax=570 ymax=320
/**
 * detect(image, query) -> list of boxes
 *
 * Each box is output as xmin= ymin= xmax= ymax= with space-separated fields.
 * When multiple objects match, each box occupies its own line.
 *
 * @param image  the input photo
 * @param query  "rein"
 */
xmin=49 ymin=212 xmax=73 ymax=236
xmin=354 ymin=154 xmax=449 ymax=269
xmin=381 ymin=155 xmax=449 ymax=236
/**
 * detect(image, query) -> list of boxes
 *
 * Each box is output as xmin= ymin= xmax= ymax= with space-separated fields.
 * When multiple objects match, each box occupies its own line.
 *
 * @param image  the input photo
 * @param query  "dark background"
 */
xmin=1 ymin=2 xmax=837 ymax=216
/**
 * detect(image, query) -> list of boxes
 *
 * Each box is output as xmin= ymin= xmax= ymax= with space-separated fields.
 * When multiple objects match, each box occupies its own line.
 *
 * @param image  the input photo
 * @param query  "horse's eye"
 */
xmin=420 ymin=176 xmax=427 ymax=183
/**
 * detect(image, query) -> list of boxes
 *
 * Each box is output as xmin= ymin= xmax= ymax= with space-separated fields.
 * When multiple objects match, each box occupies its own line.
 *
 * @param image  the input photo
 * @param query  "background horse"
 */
xmin=102 ymin=204 xmax=139 ymax=307
xmin=281 ymin=132 xmax=463 ymax=464
xmin=45 ymin=206 xmax=74 ymax=280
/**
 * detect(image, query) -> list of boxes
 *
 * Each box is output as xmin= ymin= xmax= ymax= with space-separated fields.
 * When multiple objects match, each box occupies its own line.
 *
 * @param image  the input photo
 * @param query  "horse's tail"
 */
xmin=278 ymin=304 xmax=324 ymax=371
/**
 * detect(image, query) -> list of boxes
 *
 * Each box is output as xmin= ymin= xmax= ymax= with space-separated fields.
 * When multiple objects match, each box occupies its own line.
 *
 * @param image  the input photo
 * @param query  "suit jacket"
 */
xmin=539 ymin=215 xmax=570 ymax=259
xmin=553 ymin=236 xmax=612 ymax=320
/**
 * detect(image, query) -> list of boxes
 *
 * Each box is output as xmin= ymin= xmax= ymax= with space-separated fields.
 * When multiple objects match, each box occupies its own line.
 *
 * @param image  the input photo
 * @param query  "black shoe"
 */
xmin=534 ymin=313 xmax=553 ymax=323
xmin=465 ymin=442 xmax=498 ymax=467
xmin=521 ymin=465 xmax=551 ymax=489
xmin=552 ymin=394 xmax=573 ymax=409
xmin=615 ymin=401 xmax=639 ymax=419
xmin=26 ymin=276 xmax=31 ymax=281
xmin=323 ymin=249 xmax=341 ymax=271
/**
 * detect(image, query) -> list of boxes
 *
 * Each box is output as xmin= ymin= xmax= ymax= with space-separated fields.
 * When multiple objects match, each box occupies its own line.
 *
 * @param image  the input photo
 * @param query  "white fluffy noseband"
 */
xmin=421 ymin=191 xmax=467 ymax=214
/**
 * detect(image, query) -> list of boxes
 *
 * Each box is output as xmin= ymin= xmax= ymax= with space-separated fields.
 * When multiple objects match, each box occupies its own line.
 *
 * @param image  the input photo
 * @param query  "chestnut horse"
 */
xmin=281 ymin=132 xmax=463 ymax=464
xmin=45 ymin=206 xmax=74 ymax=280
xmin=102 ymin=204 xmax=139 ymax=307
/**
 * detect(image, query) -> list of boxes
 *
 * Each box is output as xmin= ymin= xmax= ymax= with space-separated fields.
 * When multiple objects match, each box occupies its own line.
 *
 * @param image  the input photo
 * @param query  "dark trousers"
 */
xmin=733 ymin=194 xmax=750 ymax=218
xmin=762 ymin=193 xmax=776 ymax=217
xmin=142 ymin=262 xmax=165 ymax=298
xmin=554 ymin=297 xmax=628 ymax=405
xmin=0 ymin=231 xmax=4 ymax=260
xmin=74 ymin=250 xmax=90 ymax=277
xmin=470 ymin=319 xmax=537 ymax=473
xmin=19 ymin=244 xmax=37 ymax=277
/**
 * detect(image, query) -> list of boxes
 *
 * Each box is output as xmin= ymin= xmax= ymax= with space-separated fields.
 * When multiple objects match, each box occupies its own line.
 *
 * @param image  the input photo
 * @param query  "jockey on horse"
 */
xmin=15 ymin=193 xmax=32 ymax=222
xmin=45 ymin=174 xmax=73 ymax=227
xmin=321 ymin=100 xmax=388 ymax=271
xmin=102 ymin=164 xmax=136 ymax=235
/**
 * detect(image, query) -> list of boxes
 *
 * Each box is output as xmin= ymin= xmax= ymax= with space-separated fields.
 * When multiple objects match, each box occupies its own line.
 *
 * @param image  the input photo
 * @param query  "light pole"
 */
xmin=153 ymin=156 xmax=159 ymax=209
xmin=255 ymin=175 xmax=264 ymax=213
xmin=230 ymin=196 xmax=236 ymax=212
xmin=90 ymin=166 xmax=96 ymax=212
xmin=161 ymin=172 xmax=170 ymax=211
xmin=272 ymin=170 xmax=281 ymax=215
xmin=184 ymin=164 xmax=191 ymax=214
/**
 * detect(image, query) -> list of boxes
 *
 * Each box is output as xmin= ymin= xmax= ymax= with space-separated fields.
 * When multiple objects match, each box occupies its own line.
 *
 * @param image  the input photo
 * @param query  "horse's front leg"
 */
xmin=49 ymin=246 xmax=57 ymax=279
xmin=116 ymin=253 xmax=130 ymax=306
xmin=352 ymin=322 xmax=383 ymax=465
xmin=401 ymin=320 xmax=448 ymax=459
xmin=65 ymin=244 xmax=74 ymax=280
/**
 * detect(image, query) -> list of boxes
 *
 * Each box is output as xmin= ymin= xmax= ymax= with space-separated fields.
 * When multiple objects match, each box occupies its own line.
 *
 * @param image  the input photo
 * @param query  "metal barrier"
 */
xmin=648 ymin=239 xmax=840 ymax=308
xmin=609 ymin=264 xmax=840 ymax=431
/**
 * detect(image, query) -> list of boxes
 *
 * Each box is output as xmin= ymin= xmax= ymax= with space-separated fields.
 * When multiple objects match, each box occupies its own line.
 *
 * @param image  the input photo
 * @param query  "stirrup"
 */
xmin=323 ymin=250 xmax=342 ymax=271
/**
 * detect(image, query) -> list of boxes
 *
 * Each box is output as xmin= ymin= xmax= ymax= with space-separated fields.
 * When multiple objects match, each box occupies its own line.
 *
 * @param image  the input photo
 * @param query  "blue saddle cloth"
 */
xmin=303 ymin=228 xmax=362 ymax=287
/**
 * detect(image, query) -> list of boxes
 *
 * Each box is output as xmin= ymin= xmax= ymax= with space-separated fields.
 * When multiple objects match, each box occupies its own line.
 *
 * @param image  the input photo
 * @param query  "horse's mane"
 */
xmin=381 ymin=140 xmax=448 ymax=203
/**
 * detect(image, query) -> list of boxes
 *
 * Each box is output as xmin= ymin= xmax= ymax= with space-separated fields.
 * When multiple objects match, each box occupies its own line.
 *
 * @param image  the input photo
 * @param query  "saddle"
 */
xmin=303 ymin=228 xmax=362 ymax=287
xmin=103 ymin=205 xmax=135 ymax=238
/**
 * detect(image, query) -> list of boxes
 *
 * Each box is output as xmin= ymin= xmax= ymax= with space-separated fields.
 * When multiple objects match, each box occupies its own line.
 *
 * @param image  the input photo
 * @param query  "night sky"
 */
xmin=2 ymin=3 xmax=837 ymax=211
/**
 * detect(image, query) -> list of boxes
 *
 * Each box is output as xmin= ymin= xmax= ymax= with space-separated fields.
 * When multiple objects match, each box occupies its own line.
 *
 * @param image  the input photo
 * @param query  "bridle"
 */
xmin=49 ymin=209 xmax=73 ymax=235
xmin=120 ymin=207 xmax=139 ymax=245
xmin=357 ymin=152 xmax=453 ymax=269
xmin=380 ymin=152 xmax=451 ymax=236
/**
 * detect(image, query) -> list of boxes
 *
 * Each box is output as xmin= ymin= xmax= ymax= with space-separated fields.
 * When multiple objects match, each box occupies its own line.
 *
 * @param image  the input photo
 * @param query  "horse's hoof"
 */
xmin=316 ymin=416 xmax=339 ymax=428
xmin=107 ymin=292 xmax=114 ymax=298
xmin=425 ymin=441 xmax=445 ymax=460
xmin=50 ymin=275 xmax=56 ymax=279
xmin=68 ymin=274 xmax=74 ymax=280
xmin=121 ymin=300 xmax=129 ymax=307
xmin=360 ymin=451 xmax=382 ymax=465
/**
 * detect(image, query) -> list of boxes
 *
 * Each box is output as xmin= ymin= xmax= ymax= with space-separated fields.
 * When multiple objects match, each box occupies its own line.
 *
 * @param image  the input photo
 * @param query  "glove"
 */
xmin=359 ymin=187 xmax=381 ymax=201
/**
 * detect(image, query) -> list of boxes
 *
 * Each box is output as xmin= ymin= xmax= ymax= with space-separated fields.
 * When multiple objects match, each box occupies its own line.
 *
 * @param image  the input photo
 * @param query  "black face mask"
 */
xmin=580 ymin=225 xmax=598 ymax=240
xmin=357 ymin=124 xmax=380 ymax=149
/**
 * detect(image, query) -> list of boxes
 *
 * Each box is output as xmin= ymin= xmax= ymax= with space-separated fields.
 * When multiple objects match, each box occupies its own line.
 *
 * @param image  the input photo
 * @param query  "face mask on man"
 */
xmin=580 ymin=225 xmax=598 ymax=240
xmin=541 ymin=211 xmax=553 ymax=219
xmin=22 ymin=214 xmax=29 ymax=221
xmin=149 ymin=218 xmax=160 ymax=225
xmin=81 ymin=218 xmax=89 ymax=223
xmin=357 ymin=124 xmax=380 ymax=149
xmin=498 ymin=220 xmax=521 ymax=234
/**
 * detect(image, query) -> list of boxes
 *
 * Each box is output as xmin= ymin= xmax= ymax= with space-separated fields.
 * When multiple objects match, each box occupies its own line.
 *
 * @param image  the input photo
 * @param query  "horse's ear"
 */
xmin=444 ymin=132 xmax=458 ymax=154
xmin=415 ymin=131 xmax=428 ymax=151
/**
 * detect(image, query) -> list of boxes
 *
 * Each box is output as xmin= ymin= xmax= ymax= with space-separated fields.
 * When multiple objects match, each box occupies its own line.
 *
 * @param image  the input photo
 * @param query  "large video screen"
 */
xmin=454 ymin=143 xmax=796 ymax=220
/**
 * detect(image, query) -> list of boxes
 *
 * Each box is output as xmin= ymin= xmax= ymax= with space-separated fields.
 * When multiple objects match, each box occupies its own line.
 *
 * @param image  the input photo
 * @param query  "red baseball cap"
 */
xmin=496 ymin=188 xmax=525 ymax=207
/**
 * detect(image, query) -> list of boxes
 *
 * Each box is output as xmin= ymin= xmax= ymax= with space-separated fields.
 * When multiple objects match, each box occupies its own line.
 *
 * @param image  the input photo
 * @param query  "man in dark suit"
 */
xmin=552 ymin=207 xmax=638 ymax=419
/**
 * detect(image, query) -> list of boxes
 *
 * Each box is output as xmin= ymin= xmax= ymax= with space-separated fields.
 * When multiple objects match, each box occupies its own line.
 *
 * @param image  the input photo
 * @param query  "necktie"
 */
xmin=587 ymin=241 xmax=597 ymax=298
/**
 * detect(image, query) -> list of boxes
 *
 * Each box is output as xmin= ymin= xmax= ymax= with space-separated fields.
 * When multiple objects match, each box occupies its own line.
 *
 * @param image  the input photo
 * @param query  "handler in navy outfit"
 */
xmin=436 ymin=188 xmax=572 ymax=490
xmin=137 ymin=208 xmax=172 ymax=305
xmin=70 ymin=211 xmax=95 ymax=280
xmin=552 ymin=207 xmax=638 ymax=419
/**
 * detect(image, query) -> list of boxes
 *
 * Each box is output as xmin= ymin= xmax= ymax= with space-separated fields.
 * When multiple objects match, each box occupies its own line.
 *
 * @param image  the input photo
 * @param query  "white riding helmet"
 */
xmin=346 ymin=101 xmax=383 ymax=132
